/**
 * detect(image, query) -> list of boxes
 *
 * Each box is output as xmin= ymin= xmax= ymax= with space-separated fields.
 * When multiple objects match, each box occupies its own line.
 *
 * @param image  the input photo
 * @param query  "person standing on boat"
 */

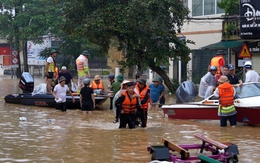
xmin=213 ymin=76 xmax=237 ymax=127
xmin=53 ymin=76 xmax=75 ymax=112
xmin=90 ymin=75 xmax=105 ymax=95
xmin=107 ymin=74 xmax=115 ymax=110
xmin=244 ymin=61 xmax=259 ymax=83
xmin=45 ymin=49 xmax=58 ymax=94
xmin=148 ymin=77 xmax=165 ymax=111
xmin=226 ymin=64 xmax=243 ymax=86
xmin=80 ymin=78 xmax=95 ymax=114
xmin=209 ymin=50 xmax=226 ymax=81
xmin=58 ymin=66 xmax=77 ymax=92
xmin=115 ymin=82 xmax=140 ymax=129
xmin=76 ymin=50 xmax=90 ymax=92
xmin=198 ymin=66 xmax=217 ymax=99
xmin=135 ymin=78 xmax=150 ymax=127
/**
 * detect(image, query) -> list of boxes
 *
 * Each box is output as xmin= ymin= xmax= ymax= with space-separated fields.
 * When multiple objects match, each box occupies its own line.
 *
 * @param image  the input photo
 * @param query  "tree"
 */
xmin=217 ymin=0 xmax=239 ymax=16
xmin=0 ymin=0 xmax=63 ymax=77
xmin=62 ymin=0 xmax=191 ymax=92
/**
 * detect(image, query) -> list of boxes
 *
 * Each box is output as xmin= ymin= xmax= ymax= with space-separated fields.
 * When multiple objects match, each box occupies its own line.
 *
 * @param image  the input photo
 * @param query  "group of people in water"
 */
xmin=199 ymin=50 xmax=259 ymax=127
xmin=44 ymin=50 xmax=166 ymax=129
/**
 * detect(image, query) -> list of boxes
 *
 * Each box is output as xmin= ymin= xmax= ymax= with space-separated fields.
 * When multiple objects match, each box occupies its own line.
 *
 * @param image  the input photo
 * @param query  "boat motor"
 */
xmin=176 ymin=81 xmax=197 ymax=103
xmin=18 ymin=72 xmax=34 ymax=93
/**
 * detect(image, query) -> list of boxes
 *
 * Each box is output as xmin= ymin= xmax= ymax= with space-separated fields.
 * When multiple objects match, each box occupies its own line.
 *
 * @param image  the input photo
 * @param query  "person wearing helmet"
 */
xmin=76 ymin=50 xmax=90 ymax=92
xmin=107 ymin=74 xmax=115 ymax=110
xmin=244 ymin=61 xmax=259 ymax=83
xmin=209 ymin=50 xmax=226 ymax=79
xmin=80 ymin=78 xmax=95 ymax=114
xmin=45 ymin=49 xmax=58 ymax=94
xmin=198 ymin=66 xmax=217 ymax=99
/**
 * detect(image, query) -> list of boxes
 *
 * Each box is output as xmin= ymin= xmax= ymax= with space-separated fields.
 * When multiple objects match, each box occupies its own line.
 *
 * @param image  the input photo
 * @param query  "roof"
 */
xmin=202 ymin=40 xmax=244 ymax=49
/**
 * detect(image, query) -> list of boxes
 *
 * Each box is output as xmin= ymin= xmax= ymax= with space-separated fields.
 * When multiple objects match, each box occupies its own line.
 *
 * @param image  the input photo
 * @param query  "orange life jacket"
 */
xmin=54 ymin=67 xmax=59 ymax=78
xmin=210 ymin=56 xmax=224 ymax=77
xmin=135 ymin=83 xmax=149 ymax=109
xmin=218 ymin=82 xmax=234 ymax=107
xmin=91 ymin=81 xmax=104 ymax=91
xmin=121 ymin=91 xmax=138 ymax=114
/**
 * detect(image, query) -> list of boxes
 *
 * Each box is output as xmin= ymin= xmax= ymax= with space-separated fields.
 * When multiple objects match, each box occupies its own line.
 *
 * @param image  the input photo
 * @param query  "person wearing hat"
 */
xmin=112 ymin=80 xmax=131 ymax=123
xmin=115 ymin=82 xmax=140 ymax=129
xmin=53 ymin=76 xmax=75 ymax=112
xmin=148 ymin=77 xmax=165 ymax=111
xmin=135 ymin=78 xmax=150 ymax=127
xmin=58 ymin=66 xmax=77 ymax=92
xmin=76 ymin=50 xmax=90 ymax=92
xmin=80 ymin=78 xmax=95 ymax=114
xmin=226 ymin=64 xmax=242 ymax=86
xmin=158 ymin=76 xmax=166 ymax=107
xmin=45 ymin=49 xmax=58 ymax=93
xmin=111 ymin=74 xmax=124 ymax=97
xmin=213 ymin=75 xmax=237 ymax=127
xmin=209 ymin=50 xmax=226 ymax=80
xmin=244 ymin=61 xmax=259 ymax=83
xmin=107 ymin=74 xmax=115 ymax=110
xmin=90 ymin=75 xmax=105 ymax=95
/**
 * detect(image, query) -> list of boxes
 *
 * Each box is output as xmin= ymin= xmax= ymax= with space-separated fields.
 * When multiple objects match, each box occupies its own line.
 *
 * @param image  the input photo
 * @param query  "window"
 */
xmin=191 ymin=0 xmax=224 ymax=16
xmin=192 ymin=0 xmax=203 ymax=16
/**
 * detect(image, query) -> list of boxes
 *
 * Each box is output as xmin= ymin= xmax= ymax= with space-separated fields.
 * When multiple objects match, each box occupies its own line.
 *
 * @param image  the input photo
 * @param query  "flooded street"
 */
xmin=0 ymin=76 xmax=260 ymax=163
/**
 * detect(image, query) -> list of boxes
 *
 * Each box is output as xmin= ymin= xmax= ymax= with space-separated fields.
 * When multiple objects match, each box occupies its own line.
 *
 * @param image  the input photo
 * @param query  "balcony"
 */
xmin=222 ymin=20 xmax=240 ymax=41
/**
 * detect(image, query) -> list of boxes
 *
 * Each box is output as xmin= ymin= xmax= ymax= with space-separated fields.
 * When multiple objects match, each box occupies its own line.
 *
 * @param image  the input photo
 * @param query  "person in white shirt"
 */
xmin=244 ymin=61 xmax=259 ymax=83
xmin=53 ymin=76 xmax=75 ymax=112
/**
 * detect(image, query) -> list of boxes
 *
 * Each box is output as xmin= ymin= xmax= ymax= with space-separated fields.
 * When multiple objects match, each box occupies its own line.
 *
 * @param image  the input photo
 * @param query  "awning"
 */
xmin=202 ymin=40 xmax=244 ymax=49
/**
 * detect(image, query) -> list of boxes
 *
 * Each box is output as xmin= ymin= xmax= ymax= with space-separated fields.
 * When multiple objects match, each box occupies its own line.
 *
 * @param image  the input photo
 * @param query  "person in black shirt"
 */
xmin=80 ymin=78 xmax=95 ymax=114
xmin=58 ymin=66 xmax=77 ymax=91
xmin=226 ymin=64 xmax=243 ymax=86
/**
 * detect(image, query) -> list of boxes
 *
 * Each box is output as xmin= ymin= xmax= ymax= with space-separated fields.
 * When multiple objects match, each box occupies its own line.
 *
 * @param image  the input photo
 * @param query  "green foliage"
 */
xmin=62 ymin=0 xmax=191 ymax=92
xmin=217 ymin=0 xmax=239 ymax=15
xmin=100 ymin=71 xmax=110 ymax=75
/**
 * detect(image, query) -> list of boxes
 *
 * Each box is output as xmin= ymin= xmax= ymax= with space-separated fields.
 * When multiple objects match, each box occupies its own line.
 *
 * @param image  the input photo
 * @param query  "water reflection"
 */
xmin=0 ymin=76 xmax=259 ymax=162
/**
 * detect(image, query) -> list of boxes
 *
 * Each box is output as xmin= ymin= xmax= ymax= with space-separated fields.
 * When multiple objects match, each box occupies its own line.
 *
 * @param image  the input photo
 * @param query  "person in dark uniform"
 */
xmin=158 ymin=76 xmax=165 ymax=107
xmin=107 ymin=74 xmax=115 ymax=110
xmin=226 ymin=64 xmax=243 ymax=86
xmin=80 ymin=78 xmax=95 ymax=114
xmin=115 ymin=82 xmax=140 ymax=129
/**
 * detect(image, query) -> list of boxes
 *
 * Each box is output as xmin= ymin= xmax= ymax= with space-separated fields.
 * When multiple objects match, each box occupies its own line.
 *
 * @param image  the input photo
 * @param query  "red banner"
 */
xmin=0 ymin=45 xmax=11 ymax=55
xmin=2 ymin=55 xmax=11 ymax=67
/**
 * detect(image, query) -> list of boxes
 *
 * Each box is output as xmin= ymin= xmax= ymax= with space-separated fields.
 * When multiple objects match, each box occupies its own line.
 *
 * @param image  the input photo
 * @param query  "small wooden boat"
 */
xmin=147 ymin=133 xmax=239 ymax=163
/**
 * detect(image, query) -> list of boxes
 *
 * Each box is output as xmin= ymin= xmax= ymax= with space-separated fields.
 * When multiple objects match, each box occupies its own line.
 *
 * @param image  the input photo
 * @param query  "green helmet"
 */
xmin=82 ymin=50 xmax=90 ymax=56
xmin=50 ymin=49 xmax=58 ymax=55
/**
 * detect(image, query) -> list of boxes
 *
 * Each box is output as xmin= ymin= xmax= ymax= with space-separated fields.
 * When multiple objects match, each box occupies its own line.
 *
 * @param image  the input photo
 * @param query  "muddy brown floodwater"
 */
xmin=0 ymin=76 xmax=259 ymax=163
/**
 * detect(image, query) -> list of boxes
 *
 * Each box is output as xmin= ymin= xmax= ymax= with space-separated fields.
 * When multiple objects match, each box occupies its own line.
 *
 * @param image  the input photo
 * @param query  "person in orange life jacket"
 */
xmin=115 ymin=82 xmax=140 ymax=129
xmin=209 ymin=50 xmax=226 ymax=80
xmin=76 ymin=50 xmax=90 ymax=92
xmin=107 ymin=74 xmax=115 ymax=110
xmin=45 ymin=49 xmax=58 ymax=94
xmin=213 ymin=76 xmax=237 ymax=127
xmin=90 ymin=75 xmax=105 ymax=95
xmin=135 ymin=78 xmax=150 ymax=128
xmin=112 ymin=80 xmax=131 ymax=123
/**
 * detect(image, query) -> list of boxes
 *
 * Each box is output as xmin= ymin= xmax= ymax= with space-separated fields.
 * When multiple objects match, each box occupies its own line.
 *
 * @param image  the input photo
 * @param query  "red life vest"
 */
xmin=135 ymin=83 xmax=149 ymax=110
xmin=218 ymin=82 xmax=234 ymax=106
xmin=121 ymin=91 xmax=138 ymax=114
